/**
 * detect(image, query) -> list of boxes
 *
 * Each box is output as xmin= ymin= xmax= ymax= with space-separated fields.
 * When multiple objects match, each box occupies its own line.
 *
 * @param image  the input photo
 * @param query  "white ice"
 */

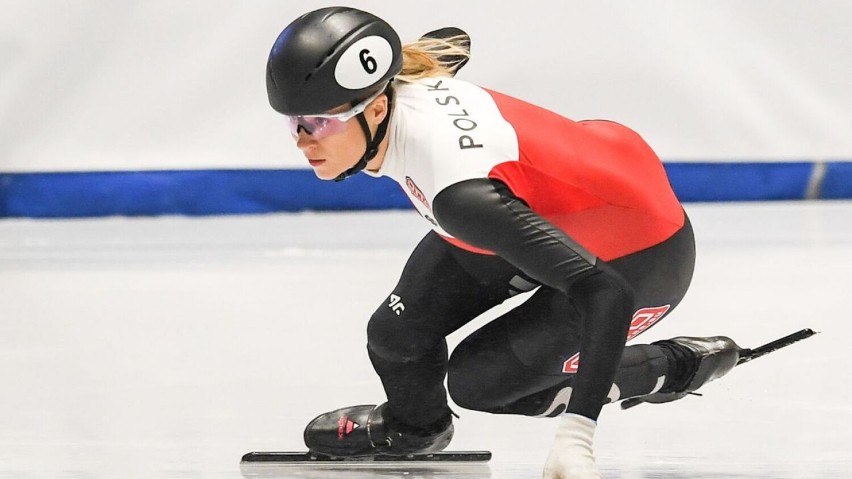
xmin=1 ymin=201 xmax=850 ymax=478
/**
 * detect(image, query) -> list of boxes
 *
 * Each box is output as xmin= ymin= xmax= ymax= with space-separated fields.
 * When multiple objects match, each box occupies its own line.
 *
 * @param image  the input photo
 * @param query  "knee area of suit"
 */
xmin=447 ymin=347 xmax=501 ymax=412
xmin=367 ymin=310 xmax=440 ymax=362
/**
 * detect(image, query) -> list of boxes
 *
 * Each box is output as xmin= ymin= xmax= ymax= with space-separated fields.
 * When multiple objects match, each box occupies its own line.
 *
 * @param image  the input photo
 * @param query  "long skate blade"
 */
xmin=736 ymin=328 xmax=818 ymax=365
xmin=241 ymin=451 xmax=491 ymax=464
xmin=621 ymin=328 xmax=818 ymax=410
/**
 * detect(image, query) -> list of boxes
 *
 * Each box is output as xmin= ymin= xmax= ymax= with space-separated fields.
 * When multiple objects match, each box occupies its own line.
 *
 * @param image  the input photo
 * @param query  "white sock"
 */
xmin=542 ymin=413 xmax=601 ymax=479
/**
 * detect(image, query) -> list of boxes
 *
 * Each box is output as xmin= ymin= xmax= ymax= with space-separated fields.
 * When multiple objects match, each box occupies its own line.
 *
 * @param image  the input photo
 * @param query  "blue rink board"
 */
xmin=0 ymin=161 xmax=850 ymax=218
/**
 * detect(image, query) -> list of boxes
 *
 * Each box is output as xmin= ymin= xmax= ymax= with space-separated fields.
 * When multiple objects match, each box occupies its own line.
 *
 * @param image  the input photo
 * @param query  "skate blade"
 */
xmin=240 ymin=451 xmax=492 ymax=478
xmin=735 ymin=328 xmax=818 ymax=365
xmin=242 ymin=450 xmax=491 ymax=464
xmin=620 ymin=328 xmax=818 ymax=410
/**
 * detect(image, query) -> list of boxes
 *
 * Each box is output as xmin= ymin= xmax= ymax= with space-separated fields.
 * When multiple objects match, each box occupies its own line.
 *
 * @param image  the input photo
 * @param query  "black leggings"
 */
xmin=367 ymin=215 xmax=695 ymax=426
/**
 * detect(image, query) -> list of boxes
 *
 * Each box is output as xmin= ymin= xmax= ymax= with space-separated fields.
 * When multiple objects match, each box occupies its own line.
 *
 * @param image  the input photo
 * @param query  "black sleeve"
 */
xmin=432 ymin=178 xmax=634 ymax=420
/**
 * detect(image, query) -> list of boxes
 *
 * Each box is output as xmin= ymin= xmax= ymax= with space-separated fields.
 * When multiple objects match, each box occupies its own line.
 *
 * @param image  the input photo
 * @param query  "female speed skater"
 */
xmin=265 ymin=7 xmax=741 ymax=478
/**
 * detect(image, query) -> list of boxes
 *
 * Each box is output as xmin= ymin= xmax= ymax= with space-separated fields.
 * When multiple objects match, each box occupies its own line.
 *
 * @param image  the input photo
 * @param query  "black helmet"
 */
xmin=266 ymin=7 xmax=403 ymax=115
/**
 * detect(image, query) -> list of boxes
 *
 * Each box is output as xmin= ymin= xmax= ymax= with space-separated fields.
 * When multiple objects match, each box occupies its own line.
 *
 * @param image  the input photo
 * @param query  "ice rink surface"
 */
xmin=1 ymin=201 xmax=850 ymax=478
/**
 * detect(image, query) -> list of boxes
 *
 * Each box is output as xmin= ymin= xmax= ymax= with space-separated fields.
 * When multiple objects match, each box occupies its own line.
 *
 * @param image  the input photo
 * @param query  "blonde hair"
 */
xmin=396 ymin=35 xmax=471 ymax=82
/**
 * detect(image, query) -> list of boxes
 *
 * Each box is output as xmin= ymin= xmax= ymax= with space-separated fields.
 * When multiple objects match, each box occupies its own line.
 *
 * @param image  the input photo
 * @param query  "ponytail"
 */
xmin=396 ymin=35 xmax=471 ymax=82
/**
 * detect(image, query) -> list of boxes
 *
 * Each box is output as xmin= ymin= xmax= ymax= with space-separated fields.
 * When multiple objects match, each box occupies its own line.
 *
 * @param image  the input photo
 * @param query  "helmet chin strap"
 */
xmin=333 ymin=85 xmax=395 ymax=182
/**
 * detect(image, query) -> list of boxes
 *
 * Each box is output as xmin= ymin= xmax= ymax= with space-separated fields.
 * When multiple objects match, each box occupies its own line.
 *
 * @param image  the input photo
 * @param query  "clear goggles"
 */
xmin=286 ymin=86 xmax=386 ymax=140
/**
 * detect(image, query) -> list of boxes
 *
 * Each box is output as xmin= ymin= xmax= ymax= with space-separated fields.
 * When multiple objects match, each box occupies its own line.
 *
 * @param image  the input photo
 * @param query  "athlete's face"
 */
xmin=293 ymin=94 xmax=389 ymax=180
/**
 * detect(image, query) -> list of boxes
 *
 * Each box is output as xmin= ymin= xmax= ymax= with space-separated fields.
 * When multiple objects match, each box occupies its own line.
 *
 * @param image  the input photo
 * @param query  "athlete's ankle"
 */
xmin=382 ymin=405 xmax=453 ymax=436
xmin=655 ymin=340 xmax=698 ymax=393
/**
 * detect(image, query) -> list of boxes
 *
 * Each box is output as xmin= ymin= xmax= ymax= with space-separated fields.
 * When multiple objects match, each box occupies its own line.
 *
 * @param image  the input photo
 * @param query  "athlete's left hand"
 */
xmin=542 ymin=413 xmax=602 ymax=479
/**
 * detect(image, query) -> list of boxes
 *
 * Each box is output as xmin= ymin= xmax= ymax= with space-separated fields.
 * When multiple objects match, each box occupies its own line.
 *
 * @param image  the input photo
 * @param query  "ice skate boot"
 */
xmin=303 ymin=403 xmax=454 ymax=457
xmin=640 ymin=336 xmax=741 ymax=404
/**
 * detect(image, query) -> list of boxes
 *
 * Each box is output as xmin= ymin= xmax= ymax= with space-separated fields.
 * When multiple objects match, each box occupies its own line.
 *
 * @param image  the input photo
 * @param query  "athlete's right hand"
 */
xmin=542 ymin=413 xmax=602 ymax=479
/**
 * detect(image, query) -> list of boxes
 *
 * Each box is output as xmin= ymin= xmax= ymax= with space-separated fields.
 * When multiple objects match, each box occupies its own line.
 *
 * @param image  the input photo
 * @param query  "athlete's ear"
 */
xmin=367 ymin=94 xmax=389 ymax=126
